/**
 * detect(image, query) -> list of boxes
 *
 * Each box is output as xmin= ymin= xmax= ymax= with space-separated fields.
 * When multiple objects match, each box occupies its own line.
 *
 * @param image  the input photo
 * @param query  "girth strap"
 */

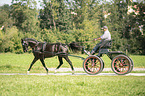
xmin=41 ymin=42 xmax=47 ymax=52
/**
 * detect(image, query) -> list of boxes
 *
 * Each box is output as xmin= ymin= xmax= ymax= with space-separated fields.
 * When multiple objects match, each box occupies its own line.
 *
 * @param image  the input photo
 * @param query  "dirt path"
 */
xmin=48 ymin=68 xmax=145 ymax=72
xmin=0 ymin=68 xmax=145 ymax=76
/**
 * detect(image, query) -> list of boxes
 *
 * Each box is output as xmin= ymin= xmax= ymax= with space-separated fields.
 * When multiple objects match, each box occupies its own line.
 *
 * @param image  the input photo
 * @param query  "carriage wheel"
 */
xmin=127 ymin=57 xmax=134 ymax=73
xmin=83 ymin=56 xmax=104 ymax=75
xmin=111 ymin=55 xmax=133 ymax=75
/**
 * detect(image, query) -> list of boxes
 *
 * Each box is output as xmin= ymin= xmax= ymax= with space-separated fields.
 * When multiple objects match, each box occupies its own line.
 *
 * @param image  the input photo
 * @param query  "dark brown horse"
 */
xmin=21 ymin=38 xmax=80 ymax=74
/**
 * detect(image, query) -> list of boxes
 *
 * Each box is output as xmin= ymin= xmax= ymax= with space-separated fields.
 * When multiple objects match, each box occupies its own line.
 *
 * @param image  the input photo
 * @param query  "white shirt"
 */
xmin=100 ymin=30 xmax=111 ymax=41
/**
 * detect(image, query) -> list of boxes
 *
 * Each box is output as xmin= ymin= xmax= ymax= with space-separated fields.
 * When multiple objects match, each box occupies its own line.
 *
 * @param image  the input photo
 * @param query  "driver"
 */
xmin=90 ymin=26 xmax=111 ymax=55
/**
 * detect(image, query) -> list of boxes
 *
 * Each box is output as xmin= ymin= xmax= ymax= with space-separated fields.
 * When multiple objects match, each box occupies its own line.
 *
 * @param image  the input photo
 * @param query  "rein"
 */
xmin=70 ymin=40 xmax=94 ymax=48
xmin=72 ymin=40 xmax=93 ymax=44
xmin=27 ymin=42 xmax=39 ymax=51
xmin=25 ymin=39 xmax=93 ymax=52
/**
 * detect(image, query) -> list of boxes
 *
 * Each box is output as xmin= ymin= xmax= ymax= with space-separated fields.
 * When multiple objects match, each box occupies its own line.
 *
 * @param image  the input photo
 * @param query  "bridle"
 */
xmin=22 ymin=40 xmax=39 ymax=52
xmin=22 ymin=41 xmax=29 ymax=52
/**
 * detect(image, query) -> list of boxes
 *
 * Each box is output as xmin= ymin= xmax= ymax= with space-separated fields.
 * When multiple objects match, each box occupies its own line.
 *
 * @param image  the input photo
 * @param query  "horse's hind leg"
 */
xmin=40 ymin=58 xmax=49 ymax=74
xmin=64 ymin=56 xmax=74 ymax=74
xmin=27 ymin=57 xmax=38 ymax=74
xmin=55 ymin=56 xmax=63 ymax=73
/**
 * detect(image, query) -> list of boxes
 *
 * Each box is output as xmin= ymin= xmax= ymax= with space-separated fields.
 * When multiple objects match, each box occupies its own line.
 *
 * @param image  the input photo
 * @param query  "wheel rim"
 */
xmin=84 ymin=56 xmax=101 ymax=74
xmin=112 ymin=56 xmax=130 ymax=74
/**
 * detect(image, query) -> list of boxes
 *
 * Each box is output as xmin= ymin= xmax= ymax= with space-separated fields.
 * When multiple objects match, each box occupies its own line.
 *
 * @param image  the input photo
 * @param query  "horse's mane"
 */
xmin=24 ymin=38 xmax=38 ymax=43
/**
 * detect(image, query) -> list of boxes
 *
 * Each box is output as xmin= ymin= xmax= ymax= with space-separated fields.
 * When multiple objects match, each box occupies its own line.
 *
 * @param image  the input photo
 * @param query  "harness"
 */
xmin=26 ymin=41 xmax=67 ymax=55
xmin=41 ymin=42 xmax=47 ymax=52
xmin=32 ymin=42 xmax=39 ymax=49
xmin=31 ymin=42 xmax=47 ymax=53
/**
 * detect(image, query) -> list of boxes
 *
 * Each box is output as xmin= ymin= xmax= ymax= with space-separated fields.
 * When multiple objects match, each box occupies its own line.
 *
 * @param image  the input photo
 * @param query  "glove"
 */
xmin=93 ymin=38 xmax=97 ymax=41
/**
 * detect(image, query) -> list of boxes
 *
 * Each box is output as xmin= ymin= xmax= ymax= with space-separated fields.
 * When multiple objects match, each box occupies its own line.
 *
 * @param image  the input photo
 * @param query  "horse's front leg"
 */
xmin=27 ymin=57 xmax=38 ymax=74
xmin=40 ymin=58 xmax=49 ymax=74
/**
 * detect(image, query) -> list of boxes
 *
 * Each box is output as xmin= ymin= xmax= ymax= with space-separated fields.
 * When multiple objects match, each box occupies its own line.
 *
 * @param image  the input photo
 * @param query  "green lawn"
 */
xmin=0 ymin=53 xmax=145 ymax=73
xmin=0 ymin=53 xmax=145 ymax=96
xmin=0 ymin=75 xmax=145 ymax=96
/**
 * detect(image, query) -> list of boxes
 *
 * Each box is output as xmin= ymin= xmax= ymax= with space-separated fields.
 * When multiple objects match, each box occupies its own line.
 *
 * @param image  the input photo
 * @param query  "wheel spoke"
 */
xmin=83 ymin=56 xmax=103 ymax=75
xmin=112 ymin=55 xmax=133 ymax=75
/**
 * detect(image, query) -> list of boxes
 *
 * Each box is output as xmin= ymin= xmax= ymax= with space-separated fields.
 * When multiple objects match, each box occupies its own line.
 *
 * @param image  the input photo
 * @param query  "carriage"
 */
xmin=21 ymin=38 xmax=134 ymax=75
xmin=82 ymin=40 xmax=134 ymax=75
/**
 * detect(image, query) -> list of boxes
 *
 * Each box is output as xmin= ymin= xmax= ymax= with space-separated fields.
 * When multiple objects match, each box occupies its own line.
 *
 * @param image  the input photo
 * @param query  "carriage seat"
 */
xmin=100 ymin=40 xmax=112 ymax=49
xmin=98 ymin=40 xmax=112 ymax=56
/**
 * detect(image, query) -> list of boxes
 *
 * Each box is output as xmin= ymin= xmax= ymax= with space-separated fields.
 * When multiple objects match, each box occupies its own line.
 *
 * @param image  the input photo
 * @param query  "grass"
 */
xmin=0 ymin=53 xmax=145 ymax=96
xmin=0 ymin=75 xmax=145 ymax=96
xmin=0 ymin=53 xmax=145 ymax=73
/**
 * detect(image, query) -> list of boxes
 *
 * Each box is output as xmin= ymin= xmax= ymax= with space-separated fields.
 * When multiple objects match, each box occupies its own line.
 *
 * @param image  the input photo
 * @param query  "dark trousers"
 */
xmin=91 ymin=40 xmax=109 ymax=55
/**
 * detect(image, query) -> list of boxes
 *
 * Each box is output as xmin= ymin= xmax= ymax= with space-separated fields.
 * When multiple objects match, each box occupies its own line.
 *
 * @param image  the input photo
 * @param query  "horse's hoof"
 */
xmin=46 ymin=71 xmax=49 ymax=75
xmin=46 ymin=68 xmax=49 ymax=75
xmin=27 ymin=71 xmax=30 ymax=74
xmin=72 ymin=70 xmax=75 ymax=75
xmin=54 ymin=69 xmax=57 ymax=74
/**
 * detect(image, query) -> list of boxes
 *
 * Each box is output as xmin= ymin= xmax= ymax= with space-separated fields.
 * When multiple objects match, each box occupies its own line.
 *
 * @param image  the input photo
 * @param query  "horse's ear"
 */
xmin=21 ymin=39 xmax=23 ymax=42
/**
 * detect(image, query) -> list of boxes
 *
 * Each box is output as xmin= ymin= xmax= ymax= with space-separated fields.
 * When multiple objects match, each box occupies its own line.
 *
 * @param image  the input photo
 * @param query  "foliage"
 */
xmin=0 ymin=0 xmax=145 ymax=54
xmin=11 ymin=1 xmax=40 ymax=34
xmin=39 ymin=0 xmax=72 ymax=31
xmin=0 ymin=4 xmax=13 ymax=31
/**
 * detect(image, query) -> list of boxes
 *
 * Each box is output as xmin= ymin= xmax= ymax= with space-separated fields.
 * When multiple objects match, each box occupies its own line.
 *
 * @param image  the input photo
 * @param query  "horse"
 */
xmin=21 ymin=38 xmax=80 ymax=74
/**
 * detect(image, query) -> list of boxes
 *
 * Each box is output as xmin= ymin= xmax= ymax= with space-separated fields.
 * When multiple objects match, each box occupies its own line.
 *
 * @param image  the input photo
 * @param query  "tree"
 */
xmin=11 ymin=0 xmax=40 ymax=34
xmin=0 ymin=4 xmax=13 ymax=31
xmin=126 ymin=2 xmax=145 ymax=54
xmin=39 ymin=0 xmax=72 ymax=32
xmin=0 ymin=0 xmax=144 ymax=54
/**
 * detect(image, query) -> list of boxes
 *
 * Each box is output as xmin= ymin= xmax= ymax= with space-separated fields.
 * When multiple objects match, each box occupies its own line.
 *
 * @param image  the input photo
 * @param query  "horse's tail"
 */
xmin=68 ymin=42 xmax=83 ymax=52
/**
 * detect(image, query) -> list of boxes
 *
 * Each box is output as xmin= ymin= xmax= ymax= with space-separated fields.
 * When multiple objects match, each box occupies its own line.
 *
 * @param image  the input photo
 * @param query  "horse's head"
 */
xmin=21 ymin=39 xmax=29 ymax=52
xmin=21 ymin=38 xmax=38 ymax=52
